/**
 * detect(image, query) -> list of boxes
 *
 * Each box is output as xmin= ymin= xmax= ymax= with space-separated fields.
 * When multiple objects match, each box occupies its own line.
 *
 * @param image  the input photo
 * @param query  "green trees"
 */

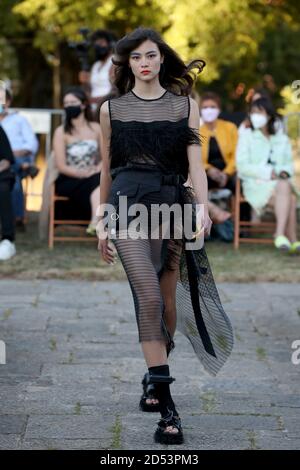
xmin=1 ymin=0 xmax=299 ymax=109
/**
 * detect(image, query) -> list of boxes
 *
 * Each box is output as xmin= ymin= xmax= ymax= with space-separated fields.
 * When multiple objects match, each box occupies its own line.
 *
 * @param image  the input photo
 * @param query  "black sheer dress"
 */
xmin=104 ymin=89 xmax=234 ymax=376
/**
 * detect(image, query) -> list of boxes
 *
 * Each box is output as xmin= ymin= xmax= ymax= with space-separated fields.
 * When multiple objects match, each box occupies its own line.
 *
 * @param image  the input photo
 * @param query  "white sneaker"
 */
xmin=0 ymin=239 xmax=16 ymax=260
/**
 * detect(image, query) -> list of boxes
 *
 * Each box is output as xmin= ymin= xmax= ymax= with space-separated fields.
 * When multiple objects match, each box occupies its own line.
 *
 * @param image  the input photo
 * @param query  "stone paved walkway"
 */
xmin=0 ymin=280 xmax=299 ymax=450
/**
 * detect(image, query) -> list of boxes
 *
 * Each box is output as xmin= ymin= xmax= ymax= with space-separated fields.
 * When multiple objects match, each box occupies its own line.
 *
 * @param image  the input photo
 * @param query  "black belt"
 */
xmin=111 ymin=165 xmax=185 ymax=186
xmin=160 ymin=174 xmax=185 ymax=186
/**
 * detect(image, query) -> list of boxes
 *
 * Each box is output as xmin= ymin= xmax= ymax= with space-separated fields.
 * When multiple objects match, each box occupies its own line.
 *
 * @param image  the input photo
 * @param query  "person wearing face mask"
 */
xmin=51 ymin=87 xmax=102 ymax=235
xmin=236 ymin=97 xmax=300 ymax=252
xmin=238 ymin=87 xmax=284 ymax=136
xmin=199 ymin=92 xmax=238 ymax=229
xmin=0 ymin=88 xmax=39 ymax=230
xmin=79 ymin=30 xmax=117 ymax=112
xmin=200 ymin=92 xmax=238 ymax=193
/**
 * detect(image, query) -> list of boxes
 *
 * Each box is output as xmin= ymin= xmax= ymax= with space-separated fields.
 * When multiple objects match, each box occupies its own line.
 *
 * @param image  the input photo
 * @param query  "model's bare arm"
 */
xmin=98 ymin=101 xmax=112 ymax=219
xmin=187 ymin=97 xmax=212 ymax=236
xmin=98 ymin=100 xmax=115 ymax=264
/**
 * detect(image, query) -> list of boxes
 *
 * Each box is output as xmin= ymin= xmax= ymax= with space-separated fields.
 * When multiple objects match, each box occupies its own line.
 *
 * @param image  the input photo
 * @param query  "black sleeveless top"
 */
xmin=108 ymin=89 xmax=201 ymax=180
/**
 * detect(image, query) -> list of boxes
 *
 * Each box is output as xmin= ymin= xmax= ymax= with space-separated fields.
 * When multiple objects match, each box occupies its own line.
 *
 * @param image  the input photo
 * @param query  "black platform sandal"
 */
xmin=139 ymin=372 xmax=160 ymax=412
xmin=154 ymin=409 xmax=184 ymax=445
xmin=144 ymin=372 xmax=184 ymax=445
xmin=139 ymin=333 xmax=175 ymax=413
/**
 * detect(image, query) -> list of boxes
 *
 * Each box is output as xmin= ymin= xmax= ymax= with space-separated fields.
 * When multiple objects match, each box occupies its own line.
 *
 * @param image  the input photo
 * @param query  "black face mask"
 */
xmin=94 ymin=45 xmax=110 ymax=60
xmin=64 ymin=105 xmax=82 ymax=120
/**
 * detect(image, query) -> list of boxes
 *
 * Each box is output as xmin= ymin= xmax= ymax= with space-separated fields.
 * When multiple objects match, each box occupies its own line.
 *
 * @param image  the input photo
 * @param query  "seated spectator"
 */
xmin=239 ymin=87 xmax=284 ymax=136
xmin=200 ymin=91 xmax=238 ymax=194
xmin=0 ymin=88 xmax=39 ymax=230
xmin=53 ymin=87 xmax=102 ymax=235
xmin=0 ymin=126 xmax=16 ymax=260
xmin=199 ymin=92 xmax=238 ymax=236
xmin=236 ymin=97 xmax=299 ymax=253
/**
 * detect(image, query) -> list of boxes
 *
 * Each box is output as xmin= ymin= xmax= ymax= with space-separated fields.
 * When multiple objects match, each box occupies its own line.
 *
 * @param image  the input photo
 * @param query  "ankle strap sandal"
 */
xmin=154 ymin=409 xmax=184 ymax=445
xmin=139 ymin=372 xmax=160 ymax=413
xmin=147 ymin=373 xmax=176 ymax=385
xmin=139 ymin=371 xmax=176 ymax=413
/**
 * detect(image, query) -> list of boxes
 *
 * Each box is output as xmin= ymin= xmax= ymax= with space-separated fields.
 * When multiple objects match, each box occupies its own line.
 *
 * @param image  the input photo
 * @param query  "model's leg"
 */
xmin=160 ymin=269 xmax=177 ymax=337
xmin=112 ymin=236 xmax=167 ymax=367
xmin=112 ymin=234 xmax=181 ymax=434
xmin=159 ymin=239 xmax=182 ymax=338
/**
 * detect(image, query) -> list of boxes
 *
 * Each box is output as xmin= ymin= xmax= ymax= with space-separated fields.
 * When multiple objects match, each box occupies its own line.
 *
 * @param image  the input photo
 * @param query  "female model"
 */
xmin=98 ymin=27 xmax=234 ymax=445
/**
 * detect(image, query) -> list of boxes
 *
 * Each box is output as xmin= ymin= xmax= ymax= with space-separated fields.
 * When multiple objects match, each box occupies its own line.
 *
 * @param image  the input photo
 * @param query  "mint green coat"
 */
xmin=236 ymin=129 xmax=296 ymax=215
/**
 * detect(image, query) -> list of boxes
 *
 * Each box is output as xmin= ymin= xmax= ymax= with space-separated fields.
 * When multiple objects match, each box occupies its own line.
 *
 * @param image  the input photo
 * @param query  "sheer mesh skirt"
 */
xmin=107 ymin=174 xmax=234 ymax=376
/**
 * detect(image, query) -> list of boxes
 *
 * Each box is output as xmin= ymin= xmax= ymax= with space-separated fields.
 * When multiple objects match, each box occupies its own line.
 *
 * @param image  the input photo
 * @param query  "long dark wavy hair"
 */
xmin=112 ymin=27 xmax=206 ymax=96
xmin=63 ymin=87 xmax=93 ymax=135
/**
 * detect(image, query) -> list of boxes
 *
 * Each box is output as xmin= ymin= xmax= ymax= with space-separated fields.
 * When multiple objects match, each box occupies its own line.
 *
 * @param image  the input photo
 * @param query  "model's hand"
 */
xmin=200 ymin=209 xmax=212 ymax=238
xmin=204 ymin=213 xmax=212 ymax=237
xmin=194 ymin=207 xmax=212 ymax=239
xmin=97 ymin=219 xmax=116 ymax=265
xmin=98 ymin=238 xmax=116 ymax=264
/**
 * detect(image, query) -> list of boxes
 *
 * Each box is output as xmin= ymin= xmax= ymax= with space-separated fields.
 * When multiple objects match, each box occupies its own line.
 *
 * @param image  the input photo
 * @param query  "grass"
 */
xmin=110 ymin=415 xmax=122 ymax=450
xmin=0 ymin=212 xmax=299 ymax=282
xmin=246 ymin=431 xmax=259 ymax=450
xmin=200 ymin=391 xmax=217 ymax=413
xmin=256 ymin=347 xmax=267 ymax=361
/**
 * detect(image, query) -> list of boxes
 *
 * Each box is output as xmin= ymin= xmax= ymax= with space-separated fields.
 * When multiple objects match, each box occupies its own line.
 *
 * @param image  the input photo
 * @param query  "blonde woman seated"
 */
xmin=53 ymin=87 xmax=102 ymax=235
xmin=236 ymin=97 xmax=299 ymax=253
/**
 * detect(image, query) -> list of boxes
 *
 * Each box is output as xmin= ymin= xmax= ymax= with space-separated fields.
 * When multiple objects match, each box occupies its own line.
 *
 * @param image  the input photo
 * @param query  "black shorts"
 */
xmin=106 ymin=168 xmax=180 ymax=236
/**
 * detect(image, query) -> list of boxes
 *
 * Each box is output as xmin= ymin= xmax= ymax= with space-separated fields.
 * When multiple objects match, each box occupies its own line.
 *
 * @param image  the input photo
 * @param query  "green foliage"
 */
xmin=0 ymin=0 xmax=299 ymax=109
xmin=0 ymin=37 xmax=19 ymax=80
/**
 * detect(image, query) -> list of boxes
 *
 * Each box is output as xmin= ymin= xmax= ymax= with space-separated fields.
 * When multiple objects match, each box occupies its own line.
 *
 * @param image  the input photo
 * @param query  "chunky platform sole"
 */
xmin=154 ymin=410 xmax=184 ymax=445
xmin=154 ymin=427 xmax=184 ymax=445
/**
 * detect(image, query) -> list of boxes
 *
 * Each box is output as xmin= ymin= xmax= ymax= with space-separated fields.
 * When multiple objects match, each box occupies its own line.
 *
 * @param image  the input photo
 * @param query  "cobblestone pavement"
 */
xmin=0 ymin=280 xmax=299 ymax=450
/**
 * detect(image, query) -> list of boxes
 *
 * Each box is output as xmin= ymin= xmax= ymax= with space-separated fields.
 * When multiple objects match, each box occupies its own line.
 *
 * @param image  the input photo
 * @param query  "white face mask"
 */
xmin=250 ymin=113 xmax=268 ymax=129
xmin=201 ymin=107 xmax=220 ymax=123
